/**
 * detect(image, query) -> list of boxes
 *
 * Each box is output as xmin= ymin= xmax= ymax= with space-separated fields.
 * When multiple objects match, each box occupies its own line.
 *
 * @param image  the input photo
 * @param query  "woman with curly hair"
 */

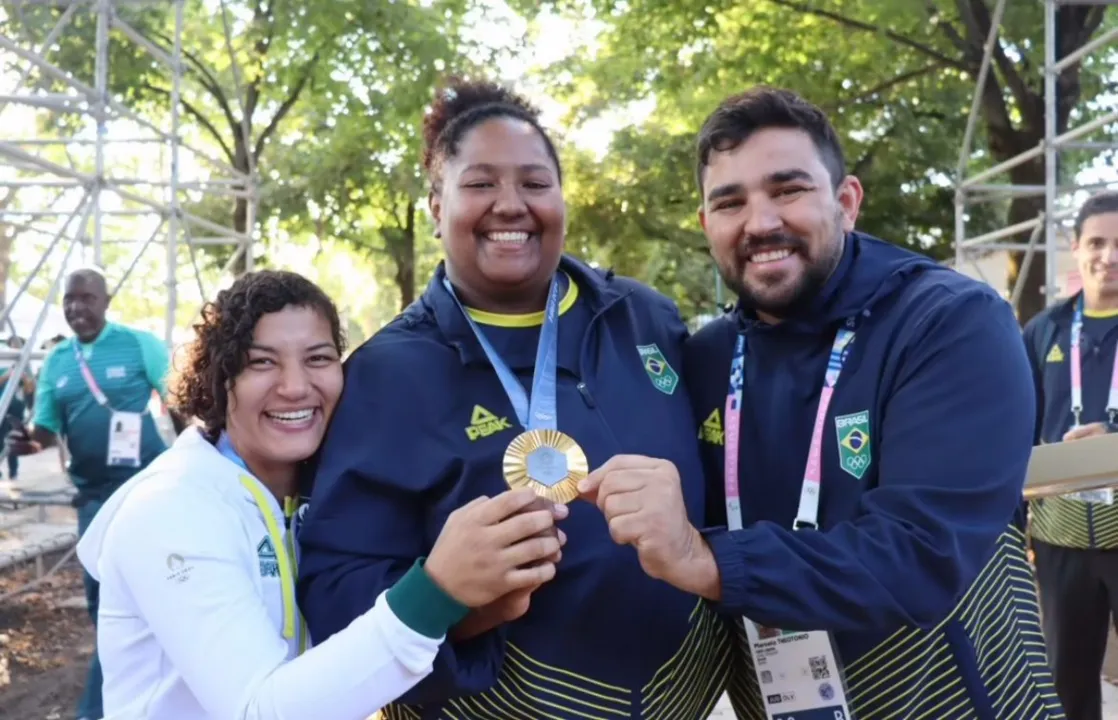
xmin=297 ymin=78 xmax=733 ymax=719
xmin=76 ymin=270 xmax=566 ymax=720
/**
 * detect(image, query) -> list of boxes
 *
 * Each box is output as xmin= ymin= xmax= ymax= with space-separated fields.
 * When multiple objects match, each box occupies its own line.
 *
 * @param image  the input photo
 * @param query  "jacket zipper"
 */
xmin=574 ymin=289 xmax=635 ymax=450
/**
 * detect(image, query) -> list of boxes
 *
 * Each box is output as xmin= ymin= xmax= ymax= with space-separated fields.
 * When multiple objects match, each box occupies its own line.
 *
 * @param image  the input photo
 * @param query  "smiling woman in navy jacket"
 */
xmin=580 ymin=87 xmax=1063 ymax=719
xmin=295 ymin=77 xmax=731 ymax=720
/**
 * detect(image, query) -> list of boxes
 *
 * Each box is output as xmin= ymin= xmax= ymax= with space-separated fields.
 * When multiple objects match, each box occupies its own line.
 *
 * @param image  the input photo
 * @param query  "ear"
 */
xmin=427 ymin=190 xmax=441 ymax=228
xmin=835 ymin=175 xmax=864 ymax=232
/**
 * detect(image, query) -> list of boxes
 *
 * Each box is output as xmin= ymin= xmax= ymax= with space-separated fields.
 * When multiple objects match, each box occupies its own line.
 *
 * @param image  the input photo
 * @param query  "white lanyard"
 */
xmin=1066 ymin=298 xmax=1118 ymax=504
xmin=1069 ymin=296 xmax=1118 ymax=428
xmin=723 ymin=322 xmax=856 ymax=720
xmin=724 ymin=325 xmax=855 ymax=532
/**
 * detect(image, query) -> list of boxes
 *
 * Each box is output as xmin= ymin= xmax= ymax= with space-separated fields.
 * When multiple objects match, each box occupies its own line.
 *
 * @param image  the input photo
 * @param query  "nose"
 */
xmin=1104 ymin=242 xmax=1118 ymax=266
xmin=492 ymin=181 xmax=528 ymax=217
xmin=742 ymin=195 xmax=783 ymax=239
xmin=275 ymin=363 xmax=311 ymax=399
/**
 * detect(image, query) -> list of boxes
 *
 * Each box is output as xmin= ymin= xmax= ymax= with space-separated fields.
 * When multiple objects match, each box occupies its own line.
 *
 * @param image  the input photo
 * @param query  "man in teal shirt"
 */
xmin=7 ymin=267 xmax=181 ymax=720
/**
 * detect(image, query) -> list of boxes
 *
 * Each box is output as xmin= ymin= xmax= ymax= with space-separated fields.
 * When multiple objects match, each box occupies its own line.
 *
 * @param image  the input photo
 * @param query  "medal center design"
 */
xmin=526 ymin=446 xmax=569 ymax=487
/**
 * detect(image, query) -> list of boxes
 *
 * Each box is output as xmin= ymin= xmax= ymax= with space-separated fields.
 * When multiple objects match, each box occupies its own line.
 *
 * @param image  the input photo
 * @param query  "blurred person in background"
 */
xmin=6 ymin=267 xmax=182 ymax=720
xmin=1025 ymin=191 xmax=1118 ymax=720
xmin=0 ymin=335 xmax=33 ymax=482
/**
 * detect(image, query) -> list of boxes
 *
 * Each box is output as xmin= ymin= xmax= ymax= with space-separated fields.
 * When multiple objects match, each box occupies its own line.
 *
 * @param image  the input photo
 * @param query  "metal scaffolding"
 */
xmin=0 ymin=0 xmax=257 ymax=418
xmin=953 ymin=0 xmax=1118 ymax=308
xmin=0 ymin=0 xmax=257 ymax=584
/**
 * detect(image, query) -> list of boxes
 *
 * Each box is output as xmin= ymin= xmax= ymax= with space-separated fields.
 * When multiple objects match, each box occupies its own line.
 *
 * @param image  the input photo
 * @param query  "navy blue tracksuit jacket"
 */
xmin=686 ymin=233 xmax=1063 ymax=719
xmin=297 ymin=256 xmax=732 ymax=719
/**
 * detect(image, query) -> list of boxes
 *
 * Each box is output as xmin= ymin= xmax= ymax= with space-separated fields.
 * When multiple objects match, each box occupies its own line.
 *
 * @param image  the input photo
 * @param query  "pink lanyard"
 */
xmin=723 ymin=325 xmax=857 ymax=532
xmin=1069 ymin=296 xmax=1118 ymax=428
xmin=72 ymin=342 xmax=109 ymax=407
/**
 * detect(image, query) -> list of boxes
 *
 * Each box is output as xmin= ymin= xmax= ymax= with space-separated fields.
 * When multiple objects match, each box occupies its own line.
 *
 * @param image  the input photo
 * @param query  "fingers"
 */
xmin=503 ymin=562 xmax=558 ymax=591
xmin=602 ymin=490 xmax=644 ymax=519
xmin=606 ymin=514 xmax=641 ymax=546
xmin=579 ymin=454 xmax=664 ymax=499
xmin=591 ymin=469 xmax=662 ymax=514
xmin=491 ymin=509 xmax=557 ymax=546
xmin=1064 ymin=422 xmax=1108 ymax=441
xmin=474 ymin=488 xmax=541 ymax=524
xmin=501 ymin=533 xmax=562 ymax=568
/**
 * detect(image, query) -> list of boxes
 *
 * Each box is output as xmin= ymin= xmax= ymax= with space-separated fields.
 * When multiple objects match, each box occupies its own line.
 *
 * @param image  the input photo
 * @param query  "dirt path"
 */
xmin=0 ymin=558 xmax=91 ymax=720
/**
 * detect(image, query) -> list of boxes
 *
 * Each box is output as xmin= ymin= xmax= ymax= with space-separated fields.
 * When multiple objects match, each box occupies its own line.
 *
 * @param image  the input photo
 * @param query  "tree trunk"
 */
xmin=1004 ymin=159 xmax=1048 ymax=323
xmin=233 ymin=193 xmax=249 ymax=276
xmin=232 ymin=133 xmax=251 ymax=276
xmin=389 ymin=200 xmax=417 ymax=310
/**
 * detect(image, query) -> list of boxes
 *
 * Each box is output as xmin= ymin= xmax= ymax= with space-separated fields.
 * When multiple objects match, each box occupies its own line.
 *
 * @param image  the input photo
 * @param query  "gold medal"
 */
xmin=503 ymin=428 xmax=588 ymax=504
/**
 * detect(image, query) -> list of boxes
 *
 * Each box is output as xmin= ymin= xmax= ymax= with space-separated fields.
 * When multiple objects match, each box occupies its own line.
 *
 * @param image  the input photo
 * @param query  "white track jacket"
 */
xmin=77 ymin=428 xmax=445 ymax=720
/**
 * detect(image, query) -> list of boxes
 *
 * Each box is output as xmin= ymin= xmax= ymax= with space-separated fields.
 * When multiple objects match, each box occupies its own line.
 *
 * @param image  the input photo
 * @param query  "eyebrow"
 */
xmin=249 ymin=342 xmax=336 ymax=353
xmin=767 ymin=169 xmax=814 ymax=184
xmin=461 ymin=162 xmax=554 ymax=175
xmin=706 ymin=182 xmax=744 ymax=203
xmin=705 ymin=168 xmax=816 ymax=203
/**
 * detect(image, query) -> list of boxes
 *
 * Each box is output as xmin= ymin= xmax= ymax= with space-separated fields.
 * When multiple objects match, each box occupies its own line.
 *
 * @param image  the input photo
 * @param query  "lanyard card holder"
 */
xmin=724 ymin=324 xmax=858 ymax=720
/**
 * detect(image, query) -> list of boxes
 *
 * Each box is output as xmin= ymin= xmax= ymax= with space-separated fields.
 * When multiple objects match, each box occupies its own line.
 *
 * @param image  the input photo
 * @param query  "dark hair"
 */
xmin=172 ymin=270 xmax=345 ymax=437
xmin=1075 ymin=191 xmax=1118 ymax=239
xmin=422 ymin=76 xmax=562 ymax=188
xmin=695 ymin=86 xmax=846 ymax=193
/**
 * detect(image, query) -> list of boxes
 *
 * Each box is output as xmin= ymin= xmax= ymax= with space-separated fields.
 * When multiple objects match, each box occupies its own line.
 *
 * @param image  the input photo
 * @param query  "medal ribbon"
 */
xmin=442 ymin=274 xmax=561 ymax=431
xmin=723 ymin=324 xmax=856 ymax=532
xmin=1069 ymin=295 xmax=1118 ymax=428
xmin=217 ymin=432 xmax=306 ymax=653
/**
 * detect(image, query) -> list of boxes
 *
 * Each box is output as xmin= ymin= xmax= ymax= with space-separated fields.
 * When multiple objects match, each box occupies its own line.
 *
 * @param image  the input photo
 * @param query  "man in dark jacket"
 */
xmin=1024 ymin=191 xmax=1118 ymax=720
xmin=580 ymin=87 xmax=1063 ymax=719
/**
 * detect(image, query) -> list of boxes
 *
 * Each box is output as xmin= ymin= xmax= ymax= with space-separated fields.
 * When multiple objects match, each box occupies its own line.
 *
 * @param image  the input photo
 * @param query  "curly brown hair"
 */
xmin=172 ymin=270 xmax=345 ymax=437
xmin=421 ymin=75 xmax=562 ymax=188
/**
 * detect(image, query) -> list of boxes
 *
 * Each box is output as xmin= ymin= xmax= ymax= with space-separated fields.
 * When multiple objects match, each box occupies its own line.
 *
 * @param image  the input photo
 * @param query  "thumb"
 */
xmin=578 ymin=465 xmax=607 ymax=504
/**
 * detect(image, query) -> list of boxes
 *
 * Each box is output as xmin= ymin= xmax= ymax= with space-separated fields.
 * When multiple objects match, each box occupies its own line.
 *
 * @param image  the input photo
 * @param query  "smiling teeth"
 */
xmin=267 ymin=409 xmax=313 ymax=423
xmin=487 ymin=231 xmax=530 ymax=243
xmin=751 ymin=249 xmax=793 ymax=263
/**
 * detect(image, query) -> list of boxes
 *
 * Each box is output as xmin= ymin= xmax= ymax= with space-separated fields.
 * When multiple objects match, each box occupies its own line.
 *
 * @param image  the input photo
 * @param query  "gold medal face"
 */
xmin=503 ymin=429 xmax=588 ymax=504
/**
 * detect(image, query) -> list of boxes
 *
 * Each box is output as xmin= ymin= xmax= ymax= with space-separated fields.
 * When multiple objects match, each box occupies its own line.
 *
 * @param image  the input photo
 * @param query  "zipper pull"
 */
xmin=577 ymin=381 xmax=596 ymax=408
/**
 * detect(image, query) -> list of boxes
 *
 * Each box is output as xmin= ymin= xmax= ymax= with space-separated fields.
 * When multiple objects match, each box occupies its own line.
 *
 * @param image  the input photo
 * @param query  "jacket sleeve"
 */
xmin=296 ymin=339 xmax=507 ymax=705
xmin=1021 ymin=314 xmax=1047 ymax=445
xmin=102 ymin=482 xmax=446 ymax=720
xmin=705 ymin=288 xmax=1034 ymax=632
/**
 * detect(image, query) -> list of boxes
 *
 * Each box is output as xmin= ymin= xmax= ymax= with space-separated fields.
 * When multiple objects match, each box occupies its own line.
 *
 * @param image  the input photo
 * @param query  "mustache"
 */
xmin=734 ymin=232 xmax=808 ymax=263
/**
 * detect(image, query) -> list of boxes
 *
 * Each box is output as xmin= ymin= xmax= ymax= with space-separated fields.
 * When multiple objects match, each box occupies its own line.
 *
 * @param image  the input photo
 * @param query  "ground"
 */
xmin=0 ymin=555 xmax=90 ymax=720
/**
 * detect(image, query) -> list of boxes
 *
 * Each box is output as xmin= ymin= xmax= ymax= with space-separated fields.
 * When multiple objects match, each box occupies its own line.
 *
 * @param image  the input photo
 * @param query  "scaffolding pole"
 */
xmin=953 ymin=0 xmax=1118 ymax=310
xmin=0 ymin=0 xmax=254 ymax=362
xmin=0 ymin=0 xmax=257 ymax=420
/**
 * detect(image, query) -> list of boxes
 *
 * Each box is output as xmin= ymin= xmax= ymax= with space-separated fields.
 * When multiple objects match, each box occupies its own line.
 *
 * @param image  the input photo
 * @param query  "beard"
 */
xmin=718 ymin=226 xmax=845 ymax=319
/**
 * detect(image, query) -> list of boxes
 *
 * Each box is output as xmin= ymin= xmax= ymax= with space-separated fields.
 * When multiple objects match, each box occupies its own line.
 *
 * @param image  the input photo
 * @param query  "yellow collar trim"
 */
xmin=1084 ymin=307 xmax=1118 ymax=319
xmin=467 ymin=273 xmax=579 ymax=328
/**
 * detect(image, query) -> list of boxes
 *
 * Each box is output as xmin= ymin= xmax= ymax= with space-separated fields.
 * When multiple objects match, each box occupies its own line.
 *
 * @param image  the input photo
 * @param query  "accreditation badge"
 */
xmin=744 ymin=620 xmax=854 ymax=720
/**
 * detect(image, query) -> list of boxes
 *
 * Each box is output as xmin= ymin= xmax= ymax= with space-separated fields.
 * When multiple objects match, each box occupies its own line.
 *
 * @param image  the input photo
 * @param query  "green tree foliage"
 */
xmin=524 ymin=0 xmax=1115 ymax=322
xmin=263 ymin=15 xmax=478 ymax=308
xmin=3 ymin=0 xmax=474 ymax=303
